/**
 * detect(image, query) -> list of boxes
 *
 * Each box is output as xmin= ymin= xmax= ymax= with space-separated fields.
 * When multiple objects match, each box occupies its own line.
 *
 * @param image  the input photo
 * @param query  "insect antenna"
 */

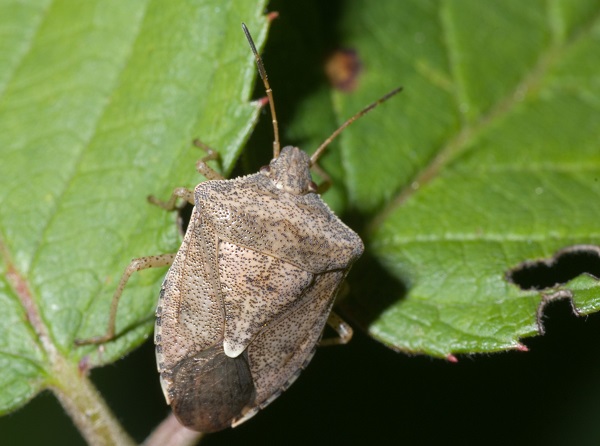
xmin=310 ymin=86 xmax=403 ymax=165
xmin=242 ymin=23 xmax=281 ymax=159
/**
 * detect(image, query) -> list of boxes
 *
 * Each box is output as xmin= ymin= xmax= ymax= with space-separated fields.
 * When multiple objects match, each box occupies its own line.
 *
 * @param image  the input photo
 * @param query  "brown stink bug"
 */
xmin=76 ymin=23 xmax=400 ymax=432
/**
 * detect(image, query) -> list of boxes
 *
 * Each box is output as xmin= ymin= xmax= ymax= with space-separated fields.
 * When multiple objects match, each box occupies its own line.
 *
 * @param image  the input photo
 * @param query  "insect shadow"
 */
xmin=340 ymin=236 xmax=408 ymax=330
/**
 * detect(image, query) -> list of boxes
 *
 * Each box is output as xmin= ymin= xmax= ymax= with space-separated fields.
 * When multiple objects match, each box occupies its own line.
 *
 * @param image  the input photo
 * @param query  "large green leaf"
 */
xmin=0 ymin=0 xmax=267 ymax=428
xmin=333 ymin=0 xmax=600 ymax=357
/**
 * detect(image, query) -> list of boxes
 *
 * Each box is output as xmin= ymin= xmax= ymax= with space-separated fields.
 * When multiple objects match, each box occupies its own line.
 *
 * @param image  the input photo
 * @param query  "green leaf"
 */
xmin=0 ymin=0 xmax=268 ymax=420
xmin=331 ymin=0 xmax=600 ymax=357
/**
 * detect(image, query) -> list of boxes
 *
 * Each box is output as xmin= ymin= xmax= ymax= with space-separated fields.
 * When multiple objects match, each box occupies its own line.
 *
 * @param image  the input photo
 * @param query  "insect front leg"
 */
xmin=148 ymin=187 xmax=195 ymax=211
xmin=319 ymin=312 xmax=353 ymax=346
xmin=193 ymin=139 xmax=225 ymax=180
xmin=148 ymin=139 xmax=224 ymax=212
xmin=75 ymin=254 xmax=176 ymax=346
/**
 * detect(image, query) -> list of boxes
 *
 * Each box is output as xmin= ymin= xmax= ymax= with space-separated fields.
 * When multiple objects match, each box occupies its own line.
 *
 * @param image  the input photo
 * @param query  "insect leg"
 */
xmin=193 ymin=139 xmax=225 ymax=180
xmin=319 ymin=312 xmax=353 ymax=346
xmin=148 ymin=187 xmax=195 ymax=211
xmin=75 ymin=254 xmax=176 ymax=345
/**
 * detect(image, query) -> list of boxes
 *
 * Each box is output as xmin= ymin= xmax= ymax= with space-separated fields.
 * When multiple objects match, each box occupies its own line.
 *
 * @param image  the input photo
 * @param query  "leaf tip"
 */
xmin=266 ymin=11 xmax=279 ymax=22
xmin=446 ymin=354 xmax=458 ymax=363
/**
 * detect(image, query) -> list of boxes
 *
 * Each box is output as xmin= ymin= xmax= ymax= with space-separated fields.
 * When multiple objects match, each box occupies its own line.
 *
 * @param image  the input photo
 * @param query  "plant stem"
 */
xmin=3 ymin=244 xmax=134 ymax=445
xmin=143 ymin=413 xmax=203 ymax=446
xmin=51 ymin=354 xmax=135 ymax=446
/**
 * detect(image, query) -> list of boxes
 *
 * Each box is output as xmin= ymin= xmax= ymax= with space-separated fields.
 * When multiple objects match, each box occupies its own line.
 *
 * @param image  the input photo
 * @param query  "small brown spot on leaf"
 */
xmin=325 ymin=49 xmax=362 ymax=92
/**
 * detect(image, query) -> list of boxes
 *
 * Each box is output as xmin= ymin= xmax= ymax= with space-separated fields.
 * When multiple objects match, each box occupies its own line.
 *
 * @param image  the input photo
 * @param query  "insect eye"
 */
xmin=260 ymin=165 xmax=271 ymax=174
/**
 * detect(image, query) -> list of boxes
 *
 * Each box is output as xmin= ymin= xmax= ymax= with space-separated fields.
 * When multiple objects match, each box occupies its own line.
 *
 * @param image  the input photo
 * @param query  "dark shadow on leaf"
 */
xmin=340 ymin=245 xmax=407 ymax=330
xmin=176 ymin=201 xmax=194 ymax=236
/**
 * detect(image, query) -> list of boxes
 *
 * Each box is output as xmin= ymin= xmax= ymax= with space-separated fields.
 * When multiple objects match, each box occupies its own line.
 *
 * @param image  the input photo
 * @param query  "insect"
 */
xmin=77 ymin=23 xmax=400 ymax=432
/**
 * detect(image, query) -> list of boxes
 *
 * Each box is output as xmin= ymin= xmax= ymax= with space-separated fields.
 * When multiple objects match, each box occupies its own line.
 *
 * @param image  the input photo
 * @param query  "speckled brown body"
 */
xmin=155 ymin=146 xmax=363 ymax=432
